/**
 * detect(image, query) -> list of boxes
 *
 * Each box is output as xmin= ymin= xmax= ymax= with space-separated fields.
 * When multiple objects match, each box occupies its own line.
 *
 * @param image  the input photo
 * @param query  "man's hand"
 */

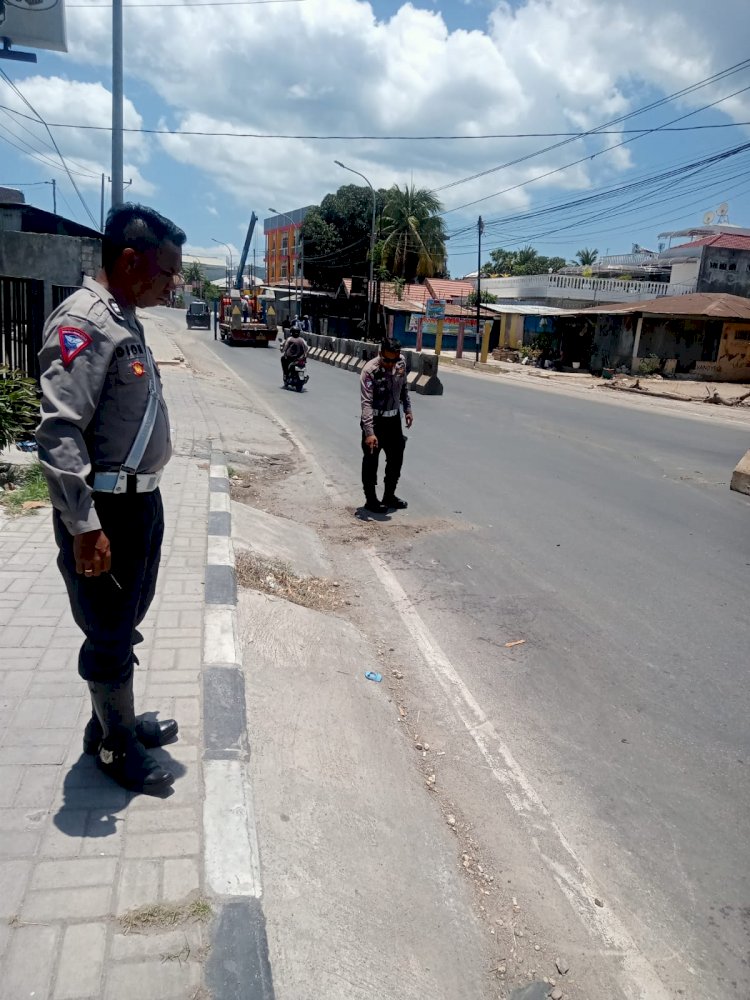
xmin=74 ymin=529 xmax=112 ymax=578
xmin=365 ymin=434 xmax=378 ymax=453
xmin=405 ymin=412 xmax=414 ymax=429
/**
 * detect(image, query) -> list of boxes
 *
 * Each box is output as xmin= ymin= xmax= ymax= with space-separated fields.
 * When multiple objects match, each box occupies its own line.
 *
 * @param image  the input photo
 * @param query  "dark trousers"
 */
xmin=53 ymin=490 xmax=164 ymax=683
xmin=361 ymin=415 xmax=405 ymax=498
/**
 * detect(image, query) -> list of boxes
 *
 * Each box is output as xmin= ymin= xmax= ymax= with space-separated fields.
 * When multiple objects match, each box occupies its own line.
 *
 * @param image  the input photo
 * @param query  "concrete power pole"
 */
xmin=111 ymin=0 xmax=124 ymax=207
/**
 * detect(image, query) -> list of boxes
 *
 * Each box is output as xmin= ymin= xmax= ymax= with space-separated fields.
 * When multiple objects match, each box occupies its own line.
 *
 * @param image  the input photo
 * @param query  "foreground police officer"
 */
xmin=36 ymin=203 xmax=185 ymax=794
xmin=360 ymin=337 xmax=414 ymax=514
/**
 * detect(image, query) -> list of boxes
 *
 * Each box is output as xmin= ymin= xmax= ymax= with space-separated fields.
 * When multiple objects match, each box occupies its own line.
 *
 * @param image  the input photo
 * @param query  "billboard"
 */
xmin=0 ymin=0 xmax=67 ymax=54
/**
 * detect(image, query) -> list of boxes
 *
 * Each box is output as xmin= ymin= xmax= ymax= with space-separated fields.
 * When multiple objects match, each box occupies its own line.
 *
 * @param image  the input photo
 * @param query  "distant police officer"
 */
xmin=36 ymin=203 xmax=185 ymax=795
xmin=360 ymin=337 xmax=413 ymax=514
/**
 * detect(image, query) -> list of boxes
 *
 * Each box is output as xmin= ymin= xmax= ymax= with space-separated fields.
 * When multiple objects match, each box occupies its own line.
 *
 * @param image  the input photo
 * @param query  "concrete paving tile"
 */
xmin=115 ymin=859 xmax=161 ymax=915
xmin=31 ymin=856 xmax=117 ymax=890
xmin=2 ymin=923 xmax=59 ymax=999
xmin=124 ymin=830 xmax=200 ymax=859
xmin=162 ymin=857 xmax=201 ymax=901
xmin=54 ymin=922 xmax=106 ymax=1000
xmin=0 ymin=830 xmax=42 ymax=857
xmin=13 ymin=764 xmax=61 ymax=808
xmin=0 ymin=765 xmax=22 ymax=805
xmin=0 ymin=859 xmax=32 ymax=918
xmin=22 ymin=884 xmax=112 ymax=920
xmin=103 ymin=959 xmax=201 ymax=1000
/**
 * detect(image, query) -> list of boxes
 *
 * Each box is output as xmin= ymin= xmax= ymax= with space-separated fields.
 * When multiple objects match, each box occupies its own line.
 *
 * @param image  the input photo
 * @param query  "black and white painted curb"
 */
xmin=203 ymin=449 xmax=275 ymax=1000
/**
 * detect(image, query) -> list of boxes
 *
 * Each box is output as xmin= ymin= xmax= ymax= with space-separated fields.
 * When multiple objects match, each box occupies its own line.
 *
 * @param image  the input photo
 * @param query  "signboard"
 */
xmin=1 ymin=0 xmax=67 ymax=53
xmin=425 ymin=298 xmax=446 ymax=320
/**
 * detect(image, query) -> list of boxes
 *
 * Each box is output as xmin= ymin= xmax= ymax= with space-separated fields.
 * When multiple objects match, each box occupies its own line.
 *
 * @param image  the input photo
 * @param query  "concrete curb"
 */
xmin=202 ymin=449 xmax=276 ymax=1000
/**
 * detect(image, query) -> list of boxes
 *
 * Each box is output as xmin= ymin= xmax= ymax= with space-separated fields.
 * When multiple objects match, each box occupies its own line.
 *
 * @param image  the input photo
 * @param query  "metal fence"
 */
xmin=52 ymin=284 xmax=78 ymax=310
xmin=0 ymin=276 xmax=45 ymax=378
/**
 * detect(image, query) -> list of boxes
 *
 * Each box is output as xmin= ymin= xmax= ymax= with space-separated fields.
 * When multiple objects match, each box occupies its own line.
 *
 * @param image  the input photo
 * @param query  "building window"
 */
xmin=728 ymin=263 xmax=737 ymax=271
xmin=719 ymin=262 xmax=727 ymax=270
xmin=735 ymin=330 xmax=750 ymax=342
xmin=709 ymin=261 xmax=718 ymax=269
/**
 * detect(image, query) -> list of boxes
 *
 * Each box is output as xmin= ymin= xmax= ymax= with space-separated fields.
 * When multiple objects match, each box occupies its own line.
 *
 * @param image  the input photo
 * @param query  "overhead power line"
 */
xmin=1 ymin=102 xmax=749 ymax=141
xmin=0 ymin=69 xmax=99 ymax=228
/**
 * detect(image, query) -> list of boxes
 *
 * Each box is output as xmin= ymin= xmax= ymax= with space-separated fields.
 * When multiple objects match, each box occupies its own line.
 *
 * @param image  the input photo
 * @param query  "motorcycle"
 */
xmin=283 ymin=356 xmax=309 ymax=392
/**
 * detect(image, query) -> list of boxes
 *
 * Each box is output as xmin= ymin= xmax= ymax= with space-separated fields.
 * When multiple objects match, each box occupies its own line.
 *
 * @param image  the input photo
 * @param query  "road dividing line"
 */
xmin=366 ymin=547 xmax=672 ymax=1000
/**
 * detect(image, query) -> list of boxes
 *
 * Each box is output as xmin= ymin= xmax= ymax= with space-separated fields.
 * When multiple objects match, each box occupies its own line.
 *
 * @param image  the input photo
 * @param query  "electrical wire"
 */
xmin=1 ymin=101 xmax=748 ymax=141
xmin=0 ymin=69 xmax=99 ymax=228
xmin=0 ymin=106 xmax=101 ymax=179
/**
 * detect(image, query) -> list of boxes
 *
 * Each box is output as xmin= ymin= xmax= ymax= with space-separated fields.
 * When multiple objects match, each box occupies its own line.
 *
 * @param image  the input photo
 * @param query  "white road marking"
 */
xmin=367 ymin=548 xmax=671 ymax=1000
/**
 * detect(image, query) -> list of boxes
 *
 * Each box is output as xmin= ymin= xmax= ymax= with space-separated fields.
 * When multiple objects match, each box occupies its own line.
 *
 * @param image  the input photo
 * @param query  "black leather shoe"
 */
xmin=383 ymin=494 xmax=408 ymax=509
xmin=98 ymin=731 xmax=174 ymax=794
xmin=83 ymin=714 xmax=179 ymax=756
xmin=364 ymin=497 xmax=388 ymax=514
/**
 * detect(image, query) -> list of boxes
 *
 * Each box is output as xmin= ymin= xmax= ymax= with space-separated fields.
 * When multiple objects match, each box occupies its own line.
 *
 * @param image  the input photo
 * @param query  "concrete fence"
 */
xmin=305 ymin=335 xmax=444 ymax=395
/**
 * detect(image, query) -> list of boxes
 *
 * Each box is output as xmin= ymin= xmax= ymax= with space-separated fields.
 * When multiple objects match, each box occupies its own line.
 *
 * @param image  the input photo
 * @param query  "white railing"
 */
xmin=478 ymin=273 xmax=697 ymax=303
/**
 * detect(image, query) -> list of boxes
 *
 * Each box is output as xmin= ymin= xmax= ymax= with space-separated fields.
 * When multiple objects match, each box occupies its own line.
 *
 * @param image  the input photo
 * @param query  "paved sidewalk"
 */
xmin=0 ymin=325 xmax=215 ymax=999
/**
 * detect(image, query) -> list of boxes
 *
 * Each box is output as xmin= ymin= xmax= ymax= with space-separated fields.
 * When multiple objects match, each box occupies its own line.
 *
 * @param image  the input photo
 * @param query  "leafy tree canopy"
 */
xmin=480 ymin=246 xmax=567 ymax=277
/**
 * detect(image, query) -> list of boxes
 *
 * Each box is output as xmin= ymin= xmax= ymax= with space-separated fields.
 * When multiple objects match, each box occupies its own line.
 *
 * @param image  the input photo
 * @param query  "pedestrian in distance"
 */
xmin=360 ymin=337 xmax=413 ymax=514
xmin=36 ymin=202 xmax=185 ymax=795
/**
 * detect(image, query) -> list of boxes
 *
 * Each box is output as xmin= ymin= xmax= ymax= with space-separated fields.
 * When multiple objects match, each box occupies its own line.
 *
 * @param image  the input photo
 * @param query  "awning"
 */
xmin=576 ymin=292 xmax=750 ymax=320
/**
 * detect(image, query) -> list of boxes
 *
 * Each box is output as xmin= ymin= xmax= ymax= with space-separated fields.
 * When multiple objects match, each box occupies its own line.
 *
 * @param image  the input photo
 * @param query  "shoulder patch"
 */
xmin=107 ymin=297 xmax=124 ymax=320
xmin=59 ymin=326 xmax=93 ymax=366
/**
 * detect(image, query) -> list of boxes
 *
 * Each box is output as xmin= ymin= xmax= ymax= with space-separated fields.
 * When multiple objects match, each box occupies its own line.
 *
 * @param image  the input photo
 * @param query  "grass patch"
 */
xmin=119 ymin=896 xmax=213 ymax=934
xmin=0 ymin=462 xmax=49 ymax=513
xmin=236 ymin=551 xmax=345 ymax=612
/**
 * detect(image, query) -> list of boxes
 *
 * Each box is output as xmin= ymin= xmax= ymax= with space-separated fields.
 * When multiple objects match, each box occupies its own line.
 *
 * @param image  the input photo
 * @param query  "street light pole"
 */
xmin=211 ymin=238 xmax=233 ymax=293
xmin=270 ymin=208 xmax=297 ymax=322
xmin=111 ymin=0 xmax=124 ymax=207
xmin=475 ymin=215 xmax=484 ymax=363
xmin=335 ymin=160 xmax=376 ymax=341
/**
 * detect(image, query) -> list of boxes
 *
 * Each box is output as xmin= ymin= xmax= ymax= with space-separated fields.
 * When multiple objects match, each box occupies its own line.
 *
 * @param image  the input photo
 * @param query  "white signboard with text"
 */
xmin=1 ymin=0 xmax=67 ymax=54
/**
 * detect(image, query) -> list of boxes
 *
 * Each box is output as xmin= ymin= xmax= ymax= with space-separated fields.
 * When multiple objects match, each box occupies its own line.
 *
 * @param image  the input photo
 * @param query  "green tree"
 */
xmin=203 ymin=281 xmax=222 ymax=303
xmin=574 ymin=247 xmax=599 ymax=266
xmin=300 ymin=208 xmax=343 ymax=289
xmin=466 ymin=289 xmax=498 ymax=307
xmin=300 ymin=185 xmax=387 ymax=290
xmin=379 ymin=184 xmax=447 ymax=283
xmin=480 ymin=246 xmax=566 ymax=277
xmin=183 ymin=261 xmax=205 ymax=297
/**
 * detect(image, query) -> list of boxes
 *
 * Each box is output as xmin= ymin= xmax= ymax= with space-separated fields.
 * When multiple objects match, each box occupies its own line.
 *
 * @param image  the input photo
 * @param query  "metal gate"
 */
xmin=0 ymin=276 xmax=45 ymax=378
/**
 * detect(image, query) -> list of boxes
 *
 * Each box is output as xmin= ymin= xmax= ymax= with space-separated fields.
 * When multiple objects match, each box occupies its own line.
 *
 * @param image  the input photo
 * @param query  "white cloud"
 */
xmin=14 ymin=0 xmax=750 ymax=243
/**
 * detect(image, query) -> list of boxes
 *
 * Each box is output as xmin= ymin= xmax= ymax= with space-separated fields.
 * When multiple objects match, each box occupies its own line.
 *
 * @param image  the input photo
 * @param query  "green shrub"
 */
xmin=638 ymin=354 xmax=661 ymax=375
xmin=0 ymin=367 xmax=39 ymax=452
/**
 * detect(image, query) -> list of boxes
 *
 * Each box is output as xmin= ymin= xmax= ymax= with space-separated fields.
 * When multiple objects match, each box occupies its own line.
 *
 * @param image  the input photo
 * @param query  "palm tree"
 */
xmin=379 ymin=184 xmax=447 ymax=283
xmin=574 ymin=247 xmax=599 ymax=266
xmin=183 ymin=261 xmax=205 ymax=297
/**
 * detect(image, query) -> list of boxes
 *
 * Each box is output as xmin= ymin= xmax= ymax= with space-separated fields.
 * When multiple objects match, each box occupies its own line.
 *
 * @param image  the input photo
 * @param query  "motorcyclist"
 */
xmin=281 ymin=324 xmax=308 ymax=380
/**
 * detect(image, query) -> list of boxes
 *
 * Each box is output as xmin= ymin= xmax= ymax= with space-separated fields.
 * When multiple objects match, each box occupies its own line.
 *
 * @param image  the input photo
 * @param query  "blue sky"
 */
xmin=2 ymin=0 xmax=750 ymax=276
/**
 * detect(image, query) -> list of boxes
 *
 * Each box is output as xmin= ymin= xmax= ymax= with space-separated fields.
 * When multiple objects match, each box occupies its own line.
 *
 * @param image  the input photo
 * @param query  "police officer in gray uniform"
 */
xmin=360 ymin=337 xmax=413 ymax=514
xmin=36 ymin=203 xmax=185 ymax=794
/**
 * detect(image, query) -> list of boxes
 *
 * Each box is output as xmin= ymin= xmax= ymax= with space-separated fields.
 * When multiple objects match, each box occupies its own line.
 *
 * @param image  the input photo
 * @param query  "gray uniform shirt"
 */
xmin=360 ymin=354 xmax=412 ymax=438
xmin=36 ymin=276 xmax=172 ymax=536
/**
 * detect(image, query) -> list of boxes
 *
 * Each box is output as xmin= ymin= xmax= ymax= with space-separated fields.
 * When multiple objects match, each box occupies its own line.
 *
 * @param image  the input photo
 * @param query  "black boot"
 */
xmin=383 ymin=493 xmax=408 ymax=509
xmin=88 ymin=675 xmax=174 ymax=794
xmin=364 ymin=494 xmax=388 ymax=514
xmin=83 ymin=710 xmax=179 ymax=756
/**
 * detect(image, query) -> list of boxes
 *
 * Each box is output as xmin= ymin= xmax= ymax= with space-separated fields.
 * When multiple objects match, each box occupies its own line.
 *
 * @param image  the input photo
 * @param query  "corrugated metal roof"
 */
xmin=577 ymin=292 xmax=750 ymax=319
xmin=673 ymin=234 xmax=750 ymax=251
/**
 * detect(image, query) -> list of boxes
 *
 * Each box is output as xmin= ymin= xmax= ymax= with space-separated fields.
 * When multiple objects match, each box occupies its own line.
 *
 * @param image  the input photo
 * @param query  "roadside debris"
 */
xmin=505 ymin=639 xmax=526 ymax=649
xmin=364 ymin=671 xmax=382 ymax=683
xmin=555 ymin=958 xmax=570 ymax=975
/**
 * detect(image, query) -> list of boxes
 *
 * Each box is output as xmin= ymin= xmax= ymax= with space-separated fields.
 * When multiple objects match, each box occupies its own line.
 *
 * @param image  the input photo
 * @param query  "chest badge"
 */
xmin=59 ymin=326 xmax=93 ymax=366
xmin=130 ymin=360 xmax=147 ymax=377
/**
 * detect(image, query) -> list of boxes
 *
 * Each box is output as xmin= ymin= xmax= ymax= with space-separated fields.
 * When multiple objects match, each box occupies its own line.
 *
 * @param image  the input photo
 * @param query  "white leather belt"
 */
xmin=375 ymin=409 xmax=399 ymax=417
xmin=92 ymin=470 xmax=162 ymax=494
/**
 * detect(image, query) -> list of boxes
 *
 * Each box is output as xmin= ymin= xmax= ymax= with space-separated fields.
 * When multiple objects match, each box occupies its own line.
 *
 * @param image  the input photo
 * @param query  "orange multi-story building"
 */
xmin=264 ymin=206 xmax=314 ymax=286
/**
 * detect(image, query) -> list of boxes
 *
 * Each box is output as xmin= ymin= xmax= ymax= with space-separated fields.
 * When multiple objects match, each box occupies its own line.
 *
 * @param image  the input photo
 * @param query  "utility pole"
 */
xmin=111 ymin=0 xmax=124 ymax=207
xmin=51 ymin=178 xmax=56 ymax=215
xmin=100 ymin=174 xmax=105 ymax=230
xmin=475 ymin=215 xmax=484 ymax=363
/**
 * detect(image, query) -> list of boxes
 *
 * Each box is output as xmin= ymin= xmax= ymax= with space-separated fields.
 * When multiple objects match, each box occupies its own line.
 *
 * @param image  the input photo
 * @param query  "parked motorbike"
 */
xmin=283 ymin=357 xmax=309 ymax=392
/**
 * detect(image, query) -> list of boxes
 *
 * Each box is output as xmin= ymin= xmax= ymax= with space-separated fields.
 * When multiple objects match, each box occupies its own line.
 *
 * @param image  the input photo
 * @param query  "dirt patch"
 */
xmin=236 ymin=551 xmax=346 ymax=612
xmin=313 ymin=511 xmax=466 ymax=547
xmin=228 ymin=454 xmax=295 ymax=506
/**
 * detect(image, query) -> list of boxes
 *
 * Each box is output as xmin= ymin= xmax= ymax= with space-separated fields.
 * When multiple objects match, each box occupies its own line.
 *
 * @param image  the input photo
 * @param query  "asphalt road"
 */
xmin=162 ymin=314 xmax=750 ymax=998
